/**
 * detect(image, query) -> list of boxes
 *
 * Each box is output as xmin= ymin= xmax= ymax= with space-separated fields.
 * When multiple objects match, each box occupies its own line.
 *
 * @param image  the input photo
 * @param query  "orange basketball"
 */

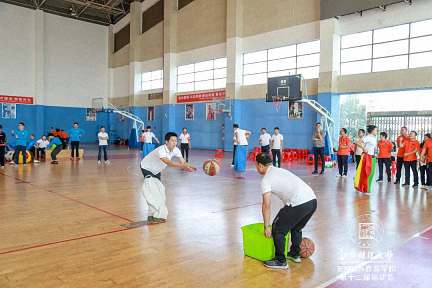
xmin=299 ymin=237 xmax=315 ymax=258
xmin=202 ymin=159 xmax=220 ymax=176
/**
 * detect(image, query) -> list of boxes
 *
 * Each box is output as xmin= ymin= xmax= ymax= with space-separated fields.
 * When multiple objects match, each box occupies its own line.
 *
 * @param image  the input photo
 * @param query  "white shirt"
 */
xmin=98 ymin=132 xmax=109 ymax=146
xmin=140 ymin=145 xmax=183 ymax=175
xmin=355 ymin=138 xmax=364 ymax=156
xmin=261 ymin=166 xmax=316 ymax=207
xmin=363 ymin=134 xmax=377 ymax=156
xmin=143 ymin=131 xmax=156 ymax=143
xmin=271 ymin=134 xmax=284 ymax=150
xmin=235 ymin=128 xmax=249 ymax=146
xmin=260 ymin=133 xmax=271 ymax=146
xmin=36 ymin=139 xmax=50 ymax=148
xmin=179 ymin=133 xmax=190 ymax=144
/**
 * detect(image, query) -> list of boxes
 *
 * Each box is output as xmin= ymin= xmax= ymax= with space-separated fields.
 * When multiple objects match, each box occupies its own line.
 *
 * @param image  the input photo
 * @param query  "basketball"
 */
xmin=202 ymin=159 xmax=220 ymax=176
xmin=5 ymin=151 xmax=14 ymax=162
xmin=299 ymin=237 xmax=315 ymax=258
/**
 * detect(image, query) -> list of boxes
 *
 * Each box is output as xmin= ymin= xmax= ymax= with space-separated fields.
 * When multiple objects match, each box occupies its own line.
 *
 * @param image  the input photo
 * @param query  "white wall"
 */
xmin=110 ymin=65 xmax=130 ymax=99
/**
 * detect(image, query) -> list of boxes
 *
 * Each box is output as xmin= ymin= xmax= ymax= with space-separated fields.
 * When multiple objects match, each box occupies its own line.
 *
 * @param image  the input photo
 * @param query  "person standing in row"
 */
xmin=0 ymin=125 xmax=6 ymax=169
xmin=233 ymin=124 xmax=251 ymax=173
xmin=13 ymin=122 xmax=29 ymax=165
xmin=336 ymin=128 xmax=351 ymax=177
xmin=403 ymin=131 xmax=420 ymax=188
xmin=376 ymin=132 xmax=393 ymax=183
xmin=312 ymin=123 xmax=325 ymax=175
xmin=271 ymin=127 xmax=284 ymax=168
xmin=421 ymin=133 xmax=432 ymax=190
xmin=179 ymin=128 xmax=191 ymax=162
xmin=68 ymin=122 xmax=84 ymax=160
xmin=97 ymin=126 xmax=110 ymax=165
xmin=395 ymin=126 xmax=409 ymax=184
xmin=354 ymin=129 xmax=365 ymax=169
xmin=259 ymin=128 xmax=271 ymax=154
xmin=354 ymin=125 xmax=378 ymax=193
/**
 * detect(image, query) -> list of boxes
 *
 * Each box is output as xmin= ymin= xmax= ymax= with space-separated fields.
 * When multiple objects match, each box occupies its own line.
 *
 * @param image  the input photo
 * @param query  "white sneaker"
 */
xmin=342 ymin=174 xmax=347 ymax=178
xmin=34 ymin=160 xmax=40 ymax=163
xmin=336 ymin=174 xmax=342 ymax=178
xmin=105 ymin=160 xmax=110 ymax=165
xmin=97 ymin=160 xmax=101 ymax=164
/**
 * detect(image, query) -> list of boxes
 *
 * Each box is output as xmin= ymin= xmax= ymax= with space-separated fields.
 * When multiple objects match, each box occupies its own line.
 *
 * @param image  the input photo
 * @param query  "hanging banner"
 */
xmin=0 ymin=95 xmax=33 ymax=104
xmin=177 ymin=90 xmax=225 ymax=103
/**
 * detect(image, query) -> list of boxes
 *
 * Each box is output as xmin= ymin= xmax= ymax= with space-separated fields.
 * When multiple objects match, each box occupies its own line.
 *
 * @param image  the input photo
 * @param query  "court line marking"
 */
xmin=0 ymin=171 xmax=134 ymax=223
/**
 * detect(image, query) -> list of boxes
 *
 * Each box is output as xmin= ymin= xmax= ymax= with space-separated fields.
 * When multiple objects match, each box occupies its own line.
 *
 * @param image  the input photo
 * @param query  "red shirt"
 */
xmin=423 ymin=139 xmax=432 ymax=163
xmin=397 ymin=135 xmax=409 ymax=157
xmin=403 ymin=139 xmax=420 ymax=161
xmin=378 ymin=140 xmax=393 ymax=158
xmin=337 ymin=136 xmax=351 ymax=156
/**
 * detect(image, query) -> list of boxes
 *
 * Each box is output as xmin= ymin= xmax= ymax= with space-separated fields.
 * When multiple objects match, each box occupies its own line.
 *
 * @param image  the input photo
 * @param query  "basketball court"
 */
xmin=1 ymin=0 xmax=432 ymax=287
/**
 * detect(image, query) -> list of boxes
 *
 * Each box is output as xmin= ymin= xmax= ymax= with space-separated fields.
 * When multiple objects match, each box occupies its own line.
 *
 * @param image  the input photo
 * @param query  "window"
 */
xmin=177 ymin=58 xmax=227 ymax=93
xmin=141 ymin=69 xmax=163 ymax=91
xmin=242 ymin=40 xmax=320 ymax=85
xmin=340 ymin=19 xmax=432 ymax=75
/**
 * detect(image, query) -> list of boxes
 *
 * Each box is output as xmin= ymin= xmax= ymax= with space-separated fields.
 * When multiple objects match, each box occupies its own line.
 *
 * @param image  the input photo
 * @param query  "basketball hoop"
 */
xmin=272 ymin=96 xmax=282 ymax=112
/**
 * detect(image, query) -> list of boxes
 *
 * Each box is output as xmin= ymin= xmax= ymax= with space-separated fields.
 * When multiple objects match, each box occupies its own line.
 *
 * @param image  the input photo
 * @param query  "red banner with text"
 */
xmin=0 ymin=95 xmax=34 ymax=104
xmin=177 ymin=90 xmax=225 ymax=103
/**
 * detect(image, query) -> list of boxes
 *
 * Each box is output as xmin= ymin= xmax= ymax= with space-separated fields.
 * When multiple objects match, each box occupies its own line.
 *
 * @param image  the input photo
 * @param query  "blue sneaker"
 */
xmin=263 ymin=259 xmax=288 ymax=269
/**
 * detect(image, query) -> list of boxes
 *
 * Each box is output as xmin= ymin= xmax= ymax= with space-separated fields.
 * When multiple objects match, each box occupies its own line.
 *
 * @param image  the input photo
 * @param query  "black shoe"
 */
xmin=376 ymin=179 xmax=383 ymax=182
xmin=413 ymin=184 xmax=418 ymax=188
xmin=320 ymin=170 xmax=325 ymax=175
xmin=312 ymin=171 xmax=318 ymax=175
xmin=388 ymin=178 xmax=392 ymax=183
xmin=263 ymin=259 xmax=288 ymax=269
xmin=394 ymin=181 xmax=400 ymax=184
xmin=402 ymin=183 xmax=409 ymax=186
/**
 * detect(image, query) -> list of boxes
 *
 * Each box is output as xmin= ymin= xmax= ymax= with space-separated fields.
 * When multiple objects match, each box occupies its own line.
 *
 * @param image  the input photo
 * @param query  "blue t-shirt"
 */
xmin=27 ymin=140 xmax=37 ymax=150
xmin=15 ymin=130 xmax=29 ymax=146
xmin=48 ymin=137 xmax=62 ymax=149
xmin=68 ymin=128 xmax=84 ymax=142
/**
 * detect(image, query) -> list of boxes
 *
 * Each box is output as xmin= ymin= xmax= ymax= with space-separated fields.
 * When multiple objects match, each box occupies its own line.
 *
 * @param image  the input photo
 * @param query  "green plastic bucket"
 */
xmin=241 ymin=223 xmax=290 ymax=261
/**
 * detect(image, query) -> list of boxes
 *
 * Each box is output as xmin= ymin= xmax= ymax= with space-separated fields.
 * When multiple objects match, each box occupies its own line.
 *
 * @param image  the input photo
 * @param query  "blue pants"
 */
xmin=234 ymin=145 xmax=247 ymax=172
xmin=142 ymin=143 xmax=155 ymax=158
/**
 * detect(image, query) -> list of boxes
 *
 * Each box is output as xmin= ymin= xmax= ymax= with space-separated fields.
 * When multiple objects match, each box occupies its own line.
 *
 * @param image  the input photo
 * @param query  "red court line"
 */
xmin=0 ymin=171 xmax=134 ymax=223
xmin=0 ymin=227 xmax=131 ymax=255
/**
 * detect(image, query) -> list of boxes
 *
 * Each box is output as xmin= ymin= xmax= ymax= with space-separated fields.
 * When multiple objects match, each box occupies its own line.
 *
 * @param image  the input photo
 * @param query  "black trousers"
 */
xmin=141 ymin=168 xmax=161 ymax=180
xmin=427 ymin=163 xmax=432 ymax=186
xmin=404 ymin=160 xmax=419 ymax=185
xmin=261 ymin=145 xmax=270 ymax=153
xmin=28 ymin=147 xmax=36 ymax=162
xmin=355 ymin=155 xmax=362 ymax=169
xmin=378 ymin=158 xmax=392 ymax=181
xmin=51 ymin=146 xmax=62 ymax=161
xmin=272 ymin=199 xmax=317 ymax=262
xmin=36 ymin=148 xmax=46 ymax=160
xmin=420 ymin=165 xmax=427 ymax=185
xmin=337 ymin=155 xmax=348 ymax=176
xmin=180 ymin=143 xmax=189 ymax=162
xmin=395 ymin=157 xmax=404 ymax=182
xmin=313 ymin=147 xmax=325 ymax=172
xmin=98 ymin=145 xmax=108 ymax=161
xmin=70 ymin=141 xmax=80 ymax=157
xmin=14 ymin=145 xmax=27 ymax=164
xmin=232 ymin=145 xmax=237 ymax=165
xmin=272 ymin=149 xmax=281 ymax=167
xmin=0 ymin=146 xmax=5 ymax=166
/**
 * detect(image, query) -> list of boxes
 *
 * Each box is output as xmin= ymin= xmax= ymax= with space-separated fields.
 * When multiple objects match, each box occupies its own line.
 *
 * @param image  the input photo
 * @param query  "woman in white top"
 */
xmin=35 ymin=135 xmax=50 ymax=162
xmin=271 ymin=127 xmax=284 ymax=168
xmin=355 ymin=129 xmax=365 ymax=169
xmin=97 ymin=126 xmax=109 ymax=164
xmin=142 ymin=126 xmax=160 ymax=158
xmin=179 ymin=128 xmax=191 ymax=162
xmin=233 ymin=124 xmax=251 ymax=172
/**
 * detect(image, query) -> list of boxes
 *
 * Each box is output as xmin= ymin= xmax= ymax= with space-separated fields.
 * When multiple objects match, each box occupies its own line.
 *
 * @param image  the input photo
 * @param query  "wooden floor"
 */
xmin=0 ymin=147 xmax=431 ymax=288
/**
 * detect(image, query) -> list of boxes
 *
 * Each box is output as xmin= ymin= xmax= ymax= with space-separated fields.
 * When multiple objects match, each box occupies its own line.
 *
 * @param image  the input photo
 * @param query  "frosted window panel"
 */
xmin=178 ymin=64 xmax=194 ymax=75
xmin=195 ymin=80 xmax=213 ymax=91
xmin=195 ymin=70 xmax=213 ymax=81
xmin=268 ymin=69 xmax=296 ymax=78
xmin=243 ymin=73 xmax=267 ymax=85
xmin=410 ymin=35 xmax=432 ymax=53
xmin=372 ymin=55 xmax=408 ymax=72
xmin=268 ymin=45 xmax=296 ymax=60
xmin=151 ymin=70 xmax=163 ymax=80
xmin=297 ymin=53 xmax=320 ymax=68
xmin=142 ymin=72 xmax=152 ymax=82
xmin=409 ymin=51 xmax=432 ymax=68
xmin=297 ymin=66 xmax=319 ymax=79
xmin=243 ymin=62 xmax=267 ymax=75
xmin=214 ymin=78 xmax=226 ymax=89
xmin=373 ymin=24 xmax=409 ymax=43
xmin=214 ymin=68 xmax=227 ymax=79
xmin=142 ymin=81 xmax=152 ymax=91
xmin=297 ymin=40 xmax=320 ymax=55
xmin=177 ymin=73 xmax=194 ymax=84
xmin=410 ymin=19 xmax=432 ymax=38
xmin=178 ymin=82 xmax=194 ymax=93
xmin=373 ymin=40 xmax=408 ymax=58
xmin=268 ymin=57 xmax=296 ymax=72
xmin=151 ymin=79 xmax=163 ymax=89
xmin=214 ymin=58 xmax=227 ymax=68
xmin=341 ymin=31 xmax=372 ymax=49
xmin=195 ymin=60 xmax=214 ymax=72
xmin=243 ymin=50 xmax=267 ymax=64
xmin=341 ymin=45 xmax=372 ymax=62
xmin=340 ymin=60 xmax=371 ymax=75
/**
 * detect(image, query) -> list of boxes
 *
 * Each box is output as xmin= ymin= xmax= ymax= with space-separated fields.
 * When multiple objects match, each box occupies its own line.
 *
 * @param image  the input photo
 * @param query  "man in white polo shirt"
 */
xmin=271 ymin=127 xmax=284 ymax=167
xmin=141 ymin=132 xmax=196 ymax=224
xmin=255 ymin=153 xmax=317 ymax=269
xmin=259 ymin=128 xmax=271 ymax=154
xmin=233 ymin=124 xmax=251 ymax=172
